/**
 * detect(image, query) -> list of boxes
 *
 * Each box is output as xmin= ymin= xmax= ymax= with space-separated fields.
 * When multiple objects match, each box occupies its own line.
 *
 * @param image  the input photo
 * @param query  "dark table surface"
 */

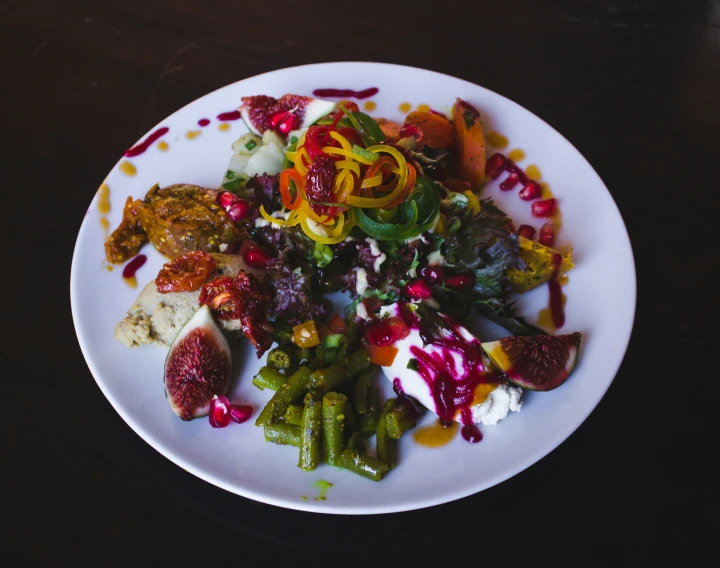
xmin=6 ymin=0 xmax=718 ymax=563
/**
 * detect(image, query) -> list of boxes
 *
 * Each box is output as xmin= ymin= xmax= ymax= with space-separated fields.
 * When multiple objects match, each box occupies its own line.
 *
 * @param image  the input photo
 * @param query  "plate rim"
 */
xmin=70 ymin=61 xmax=637 ymax=514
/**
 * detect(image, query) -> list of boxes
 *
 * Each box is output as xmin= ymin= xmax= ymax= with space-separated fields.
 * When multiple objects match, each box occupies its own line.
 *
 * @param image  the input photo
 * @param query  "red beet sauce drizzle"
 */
xmin=216 ymin=110 xmax=241 ymax=121
xmin=122 ymin=255 xmax=147 ymax=278
xmin=397 ymin=306 xmax=500 ymax=443
xmin=198 ymin=118 xmax=210 ymax=127
xmin=123 ymin=127 xmax=169 ymax=157
xmin=312 ymin=87 xmax=379 ymax=99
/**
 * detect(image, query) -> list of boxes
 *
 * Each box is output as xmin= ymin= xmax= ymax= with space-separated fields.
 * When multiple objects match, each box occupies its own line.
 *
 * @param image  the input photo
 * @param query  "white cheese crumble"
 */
xmin=405 ymin=234 xmax=428 ymax=245
xmin=356 ymin=302 xmax=369 ymax=320
xmin=254 ymin=217 xmax=271 ymax=228
xmin=427 ymin=250 xmax=446 ymax=266
xmin=218 ymin=243 xmax=228 ymax=252
xmin=355 ymin=267 xmax=369 ymax=296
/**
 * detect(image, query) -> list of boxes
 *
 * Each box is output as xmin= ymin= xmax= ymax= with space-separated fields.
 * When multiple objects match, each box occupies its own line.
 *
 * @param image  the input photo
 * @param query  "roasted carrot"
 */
xmin=403 ymin=111 xmax=455 ymax=150
xmin=375 ymin=118 xmax=402 ymax=141
xmin=452 ymin=98 xmax=486 ymax=191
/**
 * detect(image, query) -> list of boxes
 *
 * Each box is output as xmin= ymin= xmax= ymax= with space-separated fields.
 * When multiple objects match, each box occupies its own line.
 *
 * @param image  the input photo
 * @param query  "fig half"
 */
xmin=239 ymin=94 xmax=335 ymax=137
xmin=482 ymin=332 xmax=581 ymax=391
xmin=164 ymin=305 xmax=232 ymax=420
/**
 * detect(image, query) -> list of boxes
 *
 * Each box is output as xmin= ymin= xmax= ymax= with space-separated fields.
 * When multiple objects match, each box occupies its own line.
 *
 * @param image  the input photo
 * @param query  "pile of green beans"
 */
xmin=252 ymin=320 xmax=423 ymax=481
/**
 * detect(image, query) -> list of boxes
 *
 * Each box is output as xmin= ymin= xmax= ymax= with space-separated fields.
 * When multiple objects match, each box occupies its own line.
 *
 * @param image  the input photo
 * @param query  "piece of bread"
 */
xmin=115 ymin=253 xmax=256 ymax=347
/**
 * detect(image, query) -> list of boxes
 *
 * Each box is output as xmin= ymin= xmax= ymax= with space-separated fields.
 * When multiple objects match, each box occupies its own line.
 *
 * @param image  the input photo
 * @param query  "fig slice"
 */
xmin=164 ymin=305 xmax=232 ymax=420
xmin=481 ymin=332 xmax=581 ymax=391
xmin=239 ymin=94 xmax=335 ymax=137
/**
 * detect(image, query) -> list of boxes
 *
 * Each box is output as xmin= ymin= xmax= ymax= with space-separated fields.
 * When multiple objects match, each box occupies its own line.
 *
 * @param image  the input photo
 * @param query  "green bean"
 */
xmin=322 ymin=393 xmax=347 ymax=466
xmin=271 ymin=323 xmax=294 ymax=345
xmin=323 ymin=334 xmax=345 ymax=349
xmin=345 ymin=349 xmax=371 ymax=376
xmin=323 ymin=346 xmax=339 ymax=366
xmin=264 ymin=421 xmax=301 ymax=447
xmin=376 ymin=399 xmax=397 ymax=468
xmin=252 ymin=366 xmax=286 ymax=391
xmin=352 ymin=368 xmax=374 ymax=414
xmin=299 ymin=394 xmax=323 ymax=471
xmin=345 ymin=319 xmax=361 ymax=350
xmin=386 ymin=399 xmax=424 ymax=440
xmin=359 ymin=386 xmax=380 ymax=437
xmin=310 ymin=364 xmax=349 ymax=393
xmin=343 ymin=404 xmax=358 ymax=432
xmin=255 ymin=366 xmax=313 ymax=426
xmin=284 ymin=404 xmax=303 ymax=426
xmin=266 ymin=348 xmax=292 ymax=371
xmin=346 ymin=432 xmax=364 ymax=453
xmin=338 ymin=449 xmax=390 ymax=482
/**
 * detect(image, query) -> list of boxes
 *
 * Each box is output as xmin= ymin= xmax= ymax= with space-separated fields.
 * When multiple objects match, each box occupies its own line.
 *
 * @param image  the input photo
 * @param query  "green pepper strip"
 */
xmin=354 ymin=176 xmax=441 ymax=241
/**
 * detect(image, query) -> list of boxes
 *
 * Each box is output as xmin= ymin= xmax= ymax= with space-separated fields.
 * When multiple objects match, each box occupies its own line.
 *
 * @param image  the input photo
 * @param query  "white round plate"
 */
xmin=71 ymin=62 xmax=635 ymax=514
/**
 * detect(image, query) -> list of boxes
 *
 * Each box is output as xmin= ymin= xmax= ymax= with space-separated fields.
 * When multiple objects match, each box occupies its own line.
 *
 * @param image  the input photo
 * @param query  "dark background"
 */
xmin=5 ymin=0 xmax=718 ymax=564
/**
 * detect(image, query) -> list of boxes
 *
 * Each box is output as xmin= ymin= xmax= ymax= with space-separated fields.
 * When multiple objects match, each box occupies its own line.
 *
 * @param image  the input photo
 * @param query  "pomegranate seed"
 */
xmin=243 ymin=246 xmax=273 ymax=269
xmin=420 ymin=266 xmax=445 ymax=284
xmin=538 ymin=221 xmax=556 ymax=247
xmin=269 ymin=111 xmax=285 ymax=128
xmin=226 ymin=200 xmax=249 ymax=222
xmin=366 ymin=318 xmax=409 ymax=347
xmin=404 ymin=279 xmax=432 ymax=299
xmin=486 ymin=153 xmax=507 ymax=180
xmin=399 ymin=124 xmax=423 ymax=140
xmin=517 ymin=224 xmax=536 ymax=239
xmin=209 ymin=396 xmax=231 ymax=428
xmin=277 ymin=114 xmax=298 ymax=134
xmin=445 ymin=273 xmax=474 ymax=289
xmin=217 ymin=190 xmax=238 ymax=211
xmin=499 ymin=173 xmax=519 ymax=191
xmin=532 ymin=198 xmax=557 ymax=218
xmin=519 ymin=181 xmax=541 ymax=201
xmin=230 ymin=404 xmax=253 ymax=424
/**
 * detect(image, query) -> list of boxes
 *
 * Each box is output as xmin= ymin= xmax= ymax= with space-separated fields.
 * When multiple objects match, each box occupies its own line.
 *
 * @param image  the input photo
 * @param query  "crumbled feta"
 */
xmin=218 ymin=243 xmax=228 ymax=252
xmin=255 ymin=217 xmax=271 ymax=228
xmin=378 ymin=304 xmax=398 ymax=319
xmin=427 ymin=250 xmax=446 ymax=266
xmin=356 ymin=302 xmax=369 ymax=320
xmin=355 ymin=268 xmax=368 ymax=296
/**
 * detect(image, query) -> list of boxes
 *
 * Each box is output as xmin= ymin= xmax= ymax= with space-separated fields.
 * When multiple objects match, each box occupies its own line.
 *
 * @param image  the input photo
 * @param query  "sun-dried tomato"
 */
xmin=199 ymin=271 xmax=273 ymax=357
xmin=199 ymin=277 xmax=244 ymax=320
xmin=156 ymin=251 xmax=216 ymax=293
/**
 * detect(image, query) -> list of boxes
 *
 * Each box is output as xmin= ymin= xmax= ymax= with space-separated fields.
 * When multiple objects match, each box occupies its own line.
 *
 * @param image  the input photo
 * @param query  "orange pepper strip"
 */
xmin=279 ymin=169 xmax=303 ymax=210
xmin=385 ymin=163 xmax=417 ymax=209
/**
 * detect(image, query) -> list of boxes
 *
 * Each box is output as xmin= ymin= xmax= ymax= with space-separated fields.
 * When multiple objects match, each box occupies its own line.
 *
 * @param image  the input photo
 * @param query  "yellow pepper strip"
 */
xmin=464 ymin=190 xmax=481 ymax=215
xmin=259 ymin=206 xmax=301 ymax=227
xmin=329 ymin=130 xmax=353 ymax=151
xmin=335 ymin=160 xmax=361 ymax=178
xmin=323 ymin=146 xmax=377 ymax=165
xmin=336 ymin=171 xmax=356 ymax=203
xmin=295 ymin=147 xmax=311 ymax=176
xmin=299 ymin=209 xmax=355 ymax=244
xmin=285 ymin=151 xmax=297 ymax=162
xmin=435 ymin=213 xmax=447 ymax=235
xmin=299 ymin=199 xmax=332 ymax=224
xmin=346 ymin=149 xmax=408 ymax=208
xmin=361 ymin=174 xmax=383 ymax=189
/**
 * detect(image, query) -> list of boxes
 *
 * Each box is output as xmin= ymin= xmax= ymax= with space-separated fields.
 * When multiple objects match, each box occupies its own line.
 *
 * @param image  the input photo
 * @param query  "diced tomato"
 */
xmin=327 ymin=314 xmax=347 ymax=334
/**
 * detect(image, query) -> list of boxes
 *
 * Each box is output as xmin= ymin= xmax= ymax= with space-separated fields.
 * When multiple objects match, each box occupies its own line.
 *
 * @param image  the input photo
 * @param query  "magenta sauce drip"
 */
xmin=549 ymin=253 xmax=565 ymax=328
xmin=312 ymin=87 xmax=379 ymax=99
xmin=123 ymin=127 xmax=169 ymax=157
xmin=216 ymin=110 xmax=241 ymax=121
xmin=198 ymin=118 xmax=210 ymax=127
xmin=122 ymin=255 xmax=147 ymax=278
xmin=407 ymin=317 xmax=500 ymax=444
